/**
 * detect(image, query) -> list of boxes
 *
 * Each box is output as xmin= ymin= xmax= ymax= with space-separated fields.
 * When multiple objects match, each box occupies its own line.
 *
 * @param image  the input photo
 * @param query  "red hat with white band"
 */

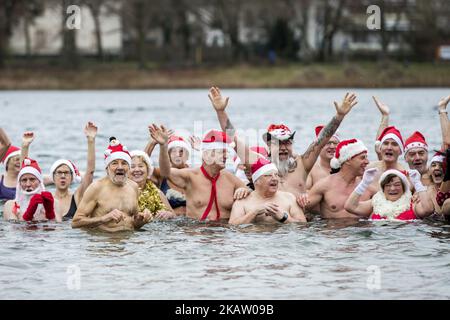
xmin=404 ymin=131 xmax=428 ymax=156
xmin=375 ymin=126 xmax=405 ymax=154
xmin=104 ymin=137 xmax=131 ymax=168
xmin=202 ymin=130 xmax=234 ymax=151
xmin=330 ymin=139 xmax=368 ymax=170
xmin=251 ymin=158 xmax=278 ymax=182
xmin=1 ymin=145 xmax=20 ymax=166
xmin=168 ymin=135 xmax=190 ymax=153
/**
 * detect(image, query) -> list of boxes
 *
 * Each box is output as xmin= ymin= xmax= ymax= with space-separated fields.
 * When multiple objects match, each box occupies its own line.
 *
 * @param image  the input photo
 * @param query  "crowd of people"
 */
xmin=1 ymin=88 xmax=449 ymax=232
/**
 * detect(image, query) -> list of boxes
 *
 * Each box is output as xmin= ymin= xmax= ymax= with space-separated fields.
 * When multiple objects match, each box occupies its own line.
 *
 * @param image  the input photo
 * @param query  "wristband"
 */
xmin=278 ymin=212 xmax=288 ymax=223
xmin=439 ymin=110 xmax=448 ymax=114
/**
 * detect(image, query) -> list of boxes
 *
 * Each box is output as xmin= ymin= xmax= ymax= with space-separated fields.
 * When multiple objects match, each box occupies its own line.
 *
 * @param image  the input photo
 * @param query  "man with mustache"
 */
xmin=209 ymin=86 xmax=357 ymax=197
xmin=72 ymin=138 xmax=152 ymax=232
xmin=3 ymin=158 xmax=60 ymax=222
xmin=297 ymin=139 xmax=375 ymax=219
xmin=229 ymin=158 xmax=306 ymax=225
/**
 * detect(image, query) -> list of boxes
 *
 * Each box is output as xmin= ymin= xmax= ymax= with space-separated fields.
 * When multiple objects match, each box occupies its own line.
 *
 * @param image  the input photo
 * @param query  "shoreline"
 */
xmin=1 ymin=62 xmax=450 ymax=90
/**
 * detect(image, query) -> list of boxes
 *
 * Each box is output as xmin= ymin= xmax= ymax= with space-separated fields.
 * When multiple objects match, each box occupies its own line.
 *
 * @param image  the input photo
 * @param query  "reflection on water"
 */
xmin=1 ymin=89 xmax=450 ymax=299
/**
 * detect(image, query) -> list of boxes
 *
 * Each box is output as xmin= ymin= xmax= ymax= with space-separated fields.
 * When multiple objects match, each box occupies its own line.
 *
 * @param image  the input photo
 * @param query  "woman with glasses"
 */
xmin=49 ymin=122 xmax=97 ymax=220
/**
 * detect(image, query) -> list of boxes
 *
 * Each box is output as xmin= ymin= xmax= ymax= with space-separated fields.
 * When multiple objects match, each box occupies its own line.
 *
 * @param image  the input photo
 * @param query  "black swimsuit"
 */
xmin=63 ymin=195 xmax=78 ymax=220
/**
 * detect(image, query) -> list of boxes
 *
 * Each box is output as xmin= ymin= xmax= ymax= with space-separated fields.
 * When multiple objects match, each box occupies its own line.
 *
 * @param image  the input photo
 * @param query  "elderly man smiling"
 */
xmin=72 ymin=137 xmax=152 ymax=232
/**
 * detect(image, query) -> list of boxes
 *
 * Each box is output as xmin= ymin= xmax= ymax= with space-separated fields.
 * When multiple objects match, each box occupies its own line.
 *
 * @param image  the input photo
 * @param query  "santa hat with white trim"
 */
xmin=263 ymin=124 xmax=296 ymax=143
xmin=315 ymin=125 xmax=340 ymax=141
xmin=50 ymin=159 xmax=82 ymax=183
xmin=251 ymin=158 xmax=278 ymax=182
xmin=104 ymin=137 xmax=131 ymax=168
xmin=375 ymin=126 xmax=405 ymax=154
xmin=130 ymin=150 xmax=154 ymax=178
xmin=430 ymin=151 xmax=445 ymax=164
xmin=19 ymin=158 xmax=43 ymax=183
xmin=168 ymin=135 xmax=191 ymax=153
xmin=330 ymin=139 xmax=368 ymax=170
xmin=202 ymin=129 xmax=234 ymax=151
xmin=404 ymin=131 xmax=428 ymax=156
xmin=1 ymin=145 xmax=20 ymax=167
xmin=379 ymin=169 xmax=410 ymax=191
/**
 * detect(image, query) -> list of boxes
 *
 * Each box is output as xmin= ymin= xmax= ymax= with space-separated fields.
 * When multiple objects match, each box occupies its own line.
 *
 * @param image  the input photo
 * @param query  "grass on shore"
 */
xmin=0 ymin=61 xmax=449 ymax=89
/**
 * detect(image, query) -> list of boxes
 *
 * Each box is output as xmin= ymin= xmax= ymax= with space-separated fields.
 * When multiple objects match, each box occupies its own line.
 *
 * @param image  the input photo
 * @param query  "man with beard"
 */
xmin=3 ymin=158 xmax=60 ymax=222
xmin=305 ymin=125 xmax=340 ymax=190
xmin=72 ymin=138 xmax=152 ymax=232
xmin=297 ymin=139 xmax=375 ymax=219
xmin=404 ymin=131 xmax=431 ymax=185
xmin=162 ymin=129 xmax=250 ymax=221
xmin=229 ymin=158 xmax=306 ymax=225
xmin=208 ymin=86 xmax=358 ymax=197
xmin=367 ymin=126 xmax=406 ymax=191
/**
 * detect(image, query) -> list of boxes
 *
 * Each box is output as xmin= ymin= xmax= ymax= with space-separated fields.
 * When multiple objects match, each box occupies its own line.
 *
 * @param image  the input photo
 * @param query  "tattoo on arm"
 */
xmin=303 ymin=115 xmax=341 ymax=159
xmin=225 ymin=118 xmax=236 ymax=137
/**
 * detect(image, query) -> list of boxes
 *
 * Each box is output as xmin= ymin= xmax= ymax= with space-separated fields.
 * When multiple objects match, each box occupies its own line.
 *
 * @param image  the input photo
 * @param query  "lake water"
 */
xmin=0 ymin=89 xmax=449 ymax=299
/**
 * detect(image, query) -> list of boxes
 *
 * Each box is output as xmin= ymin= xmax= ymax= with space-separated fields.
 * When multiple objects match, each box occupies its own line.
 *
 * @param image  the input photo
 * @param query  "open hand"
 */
xmin=155 ymin=210 xmax=175 ymax=220
xmin=334 ymin=92 xmax=358 ymax=117
xmin=149 ymin=124 xmax=170 ymax=145
xmin=373 ymin=96 xmax=390 ymax=116
xmin=233 ymin=187 xmax=251 ymax=200
xmin=296 ymin=193 xmax=310 ymax=209
xmin=84 ymin=121 xmax=98 ymax=140
xmin=189 ymin=135 xmax=201 ymax=151
xmin=208 ymin=86 xmax=229 ymax=112
xmin=362 ymin=168 xmax=378 ymax=185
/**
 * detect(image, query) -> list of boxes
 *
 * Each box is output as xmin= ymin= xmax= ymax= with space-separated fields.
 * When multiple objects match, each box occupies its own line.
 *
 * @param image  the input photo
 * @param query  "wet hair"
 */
xmin=380 ymin=174 xmax=405 ymax=192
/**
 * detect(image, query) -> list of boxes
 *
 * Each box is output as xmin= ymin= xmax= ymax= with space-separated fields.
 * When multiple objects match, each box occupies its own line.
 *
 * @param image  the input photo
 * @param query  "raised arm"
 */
xmin=20 ymin=131 xmax=34 ymax=163
xmin=72 ymin=183 xmax=102 ymax=228
xmin=287 ymin=194 xmax=307 ymax=222
xmin=209 ymin=86 xmax=261 ymax=165
xmin=438 ymin=95 xmax=450 ymax=149
xmin=0 ymin=128 xmax=11 ymax=161
xmin=149 ymin=124 xmax=171 ymax=178
xmin=302 ymin=93 xmax=358 ymax=172
xmin=75 ymin=122 xmax=97 ymax=201
xmin=373 ymin=96 xmax=390 ymax=160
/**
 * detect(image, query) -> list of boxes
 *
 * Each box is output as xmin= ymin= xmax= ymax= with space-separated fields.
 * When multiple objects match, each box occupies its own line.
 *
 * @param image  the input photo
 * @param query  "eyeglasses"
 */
xmin=54 ymin=171 xmax=72 ymax=177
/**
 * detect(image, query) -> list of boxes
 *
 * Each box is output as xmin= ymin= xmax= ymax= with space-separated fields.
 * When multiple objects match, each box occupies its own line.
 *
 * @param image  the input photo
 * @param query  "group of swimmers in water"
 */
xmin=1 ymin=87 xmax=449 ymax=232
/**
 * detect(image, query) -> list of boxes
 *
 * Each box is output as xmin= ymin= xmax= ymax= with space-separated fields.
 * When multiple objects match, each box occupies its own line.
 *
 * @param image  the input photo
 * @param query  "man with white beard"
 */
xmin=3 ymin=158 xmax=60 ymax=222
xmin=209 ymin=86 xmax=358 ymax=197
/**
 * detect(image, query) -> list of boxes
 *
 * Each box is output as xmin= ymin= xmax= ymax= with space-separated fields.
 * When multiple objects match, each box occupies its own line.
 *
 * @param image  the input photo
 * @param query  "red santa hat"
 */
xmin=430 ymin=151 xmax=445 ymax=164
xmin=251 ymin=158 xmax=278 ymax=182
xmin=375 ymin=126 xmax=404 ymax=154
xmin=379 ymin=169 xmax=410 ymax=191
xmin=1 ymin=145 xmax=20 ymax=166
xmin=315 ymin=125 xmax=340 ymax=141
xmin=202 ymin=129 xmax=234 ymax=151
xmin=168 ymin=135 xmax=190 ymax=153
xmin=104 ymin=137 xmax=131 ymax=168
xmin=263 ymin=124 xmax=296 ymax=143
xmin=330 ymin=139 xmax=368 ymax=169
xmin=404 ymin=131 xmax=428 ymax=155
xmin=130 ymin=150 xmax=154 ymax=178
xmin=50 ymin=159 xmax=82 ymax=183
xmin=18 ymin=158 xmax=43 ymax=183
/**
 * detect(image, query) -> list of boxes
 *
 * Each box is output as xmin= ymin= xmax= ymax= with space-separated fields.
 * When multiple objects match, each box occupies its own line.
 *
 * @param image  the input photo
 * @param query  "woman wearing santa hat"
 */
xmin=345 ymin=168 xmax=434 ymax=221
xmin=3 ymin=158 xmax=60 ymax=222
xmin=0 ymin=131 xmax=33 ymax=201
xmin=49 ymin=122 xmax=98 ymax=220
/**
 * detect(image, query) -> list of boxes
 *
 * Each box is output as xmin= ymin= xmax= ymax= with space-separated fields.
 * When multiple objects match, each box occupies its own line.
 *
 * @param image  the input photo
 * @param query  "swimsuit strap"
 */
xmin=200 ymin=166 xmax=221 ymax=221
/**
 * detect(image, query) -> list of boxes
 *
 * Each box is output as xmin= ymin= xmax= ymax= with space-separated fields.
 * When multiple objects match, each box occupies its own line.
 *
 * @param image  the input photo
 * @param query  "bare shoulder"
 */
xmin=3 ymin=200 xmax=13 ymax=213
xmin=278 ymin=191 xmax=296 ymax=202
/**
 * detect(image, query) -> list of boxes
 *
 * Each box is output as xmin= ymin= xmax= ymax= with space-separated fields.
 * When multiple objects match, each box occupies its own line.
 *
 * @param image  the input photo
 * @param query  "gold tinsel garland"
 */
xmin=138 ymin=180 xmax=166 ymax=218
